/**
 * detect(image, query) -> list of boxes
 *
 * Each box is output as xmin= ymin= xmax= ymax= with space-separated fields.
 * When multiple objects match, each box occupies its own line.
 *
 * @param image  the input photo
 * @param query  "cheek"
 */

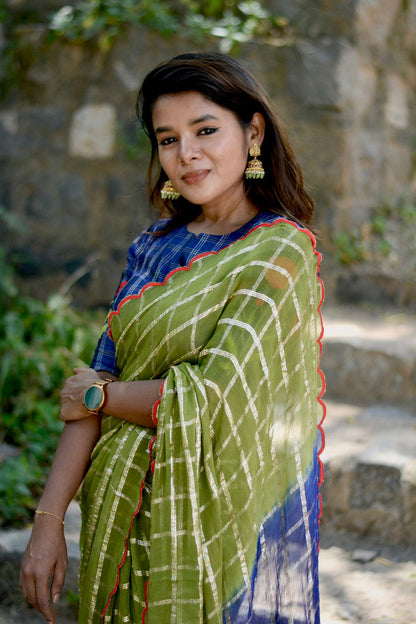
xmin=216 ymin=141 xmax=246 ymax=171
xmin=220 ymin=134 xmax=248 ymax=165
xmin=222 ymin=141 xmax=247 ymax=173
xmin=158 ymin=151 xmax=174 ymax=175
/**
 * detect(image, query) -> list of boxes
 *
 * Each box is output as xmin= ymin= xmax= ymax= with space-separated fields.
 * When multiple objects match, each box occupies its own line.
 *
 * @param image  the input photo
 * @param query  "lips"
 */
xmin=181 ymin=170 xmax=210 ymax=184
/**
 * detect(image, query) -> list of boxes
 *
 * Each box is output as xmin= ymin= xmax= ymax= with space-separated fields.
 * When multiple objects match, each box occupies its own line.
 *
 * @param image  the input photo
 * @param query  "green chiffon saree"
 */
xmin=78 ymin=218 xmax=325 ymax=623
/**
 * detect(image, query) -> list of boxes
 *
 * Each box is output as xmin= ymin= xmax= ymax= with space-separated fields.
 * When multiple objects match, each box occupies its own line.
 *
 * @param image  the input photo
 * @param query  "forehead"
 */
xmin=152 ymin=91 xmax=236 ymax=126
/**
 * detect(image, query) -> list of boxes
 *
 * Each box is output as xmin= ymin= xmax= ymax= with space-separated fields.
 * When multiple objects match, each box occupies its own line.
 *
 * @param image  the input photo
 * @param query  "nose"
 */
xmin=178 ymin=136 xmax=199 ymax=164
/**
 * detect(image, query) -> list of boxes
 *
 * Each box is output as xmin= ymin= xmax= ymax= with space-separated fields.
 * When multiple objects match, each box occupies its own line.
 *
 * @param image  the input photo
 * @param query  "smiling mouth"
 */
xmin=181 ymin=170 xmax=210 ymax=184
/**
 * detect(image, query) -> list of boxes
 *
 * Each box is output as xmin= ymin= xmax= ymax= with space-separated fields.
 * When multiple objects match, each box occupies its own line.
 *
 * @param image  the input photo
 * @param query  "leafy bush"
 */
xmin=49 ymin=0 xmax=287 ymax=53
xmin=0 ymin=246 xmax=101 ymax=528
xmin=334 ymin=199 xmax=416 ymax=268
xmin=49 ymin=0 xmax=181 ymax=51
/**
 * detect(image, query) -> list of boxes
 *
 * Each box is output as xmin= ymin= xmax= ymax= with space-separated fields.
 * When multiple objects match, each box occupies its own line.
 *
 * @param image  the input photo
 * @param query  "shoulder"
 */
xmin=233 ymin=216 xmax=320 ymax=288
xmin=247 ymin=213 xmax=317 ymax=253
xmin=134 ymin=218 xmax=171 ymax=240
xmin=127 ymin=218 xmax=173 ymax=252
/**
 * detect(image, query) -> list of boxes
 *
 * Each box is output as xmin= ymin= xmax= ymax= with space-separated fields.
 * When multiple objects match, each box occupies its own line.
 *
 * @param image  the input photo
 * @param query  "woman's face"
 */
xmin=152 ymin=91 xmax=261 ymax=211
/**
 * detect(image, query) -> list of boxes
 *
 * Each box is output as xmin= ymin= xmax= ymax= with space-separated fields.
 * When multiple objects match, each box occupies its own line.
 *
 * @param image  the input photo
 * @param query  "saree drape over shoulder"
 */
xmin=79 ymin=217 xmax=325 ymax=624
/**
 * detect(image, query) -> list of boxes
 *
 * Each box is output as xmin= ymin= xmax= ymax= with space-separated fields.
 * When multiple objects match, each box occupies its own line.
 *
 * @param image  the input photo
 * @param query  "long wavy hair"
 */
xmin=136 ymin=51 xmax=314 ymax=231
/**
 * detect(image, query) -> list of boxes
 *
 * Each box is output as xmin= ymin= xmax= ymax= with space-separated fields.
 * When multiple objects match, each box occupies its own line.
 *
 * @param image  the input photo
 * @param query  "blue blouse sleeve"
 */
xmin=90 ymin=242 xmax=137 ymax=375
xmin=90 ymin=220 xmax=171 ymax=374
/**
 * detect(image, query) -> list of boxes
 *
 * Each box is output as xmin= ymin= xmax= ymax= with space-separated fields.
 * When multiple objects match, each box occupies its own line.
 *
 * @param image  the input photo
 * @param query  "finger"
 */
xmin=35 ymin=573 xmax=56 ymax=623
xmin=60 ymin=412 xmax=75 ymax=423
xmin=50 ymin=557 xmax=67 ymax=604
xmin=19 ymin=567 xmax=37 ymax=609
xmin=73 ymin=366 xmax=89 ymax=374
xmin=60 ymin=407 xmax=84 ymax=423
xmin=59 ymin=407 xmax=71 ymax=422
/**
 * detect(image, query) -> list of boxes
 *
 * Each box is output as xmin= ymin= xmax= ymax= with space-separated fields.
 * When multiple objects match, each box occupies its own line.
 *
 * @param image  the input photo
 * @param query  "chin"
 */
xmin=182 ymin=192 xmax=213 ymax=206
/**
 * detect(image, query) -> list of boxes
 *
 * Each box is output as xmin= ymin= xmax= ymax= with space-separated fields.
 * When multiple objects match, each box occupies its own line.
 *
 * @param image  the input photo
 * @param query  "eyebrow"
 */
xmin=154 ymin=114 xmax=219 ymax=134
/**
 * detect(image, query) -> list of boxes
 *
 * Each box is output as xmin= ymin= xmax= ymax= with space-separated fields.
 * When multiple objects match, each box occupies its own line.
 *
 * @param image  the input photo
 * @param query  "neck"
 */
xmin=188 ymin=191 xmax=259 ymax=236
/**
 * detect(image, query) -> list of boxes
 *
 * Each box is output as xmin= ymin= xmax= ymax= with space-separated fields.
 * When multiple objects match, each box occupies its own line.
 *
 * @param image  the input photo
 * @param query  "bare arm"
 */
xmin=20 ymin=366 xmax=162 ymax=622
xmin=35 ymin=416 xmax=101 ymax=518
xmin=59 ymin=367 xmax=162 ymax=428
xmin=20 ymin=416 xmax=101 ymax=623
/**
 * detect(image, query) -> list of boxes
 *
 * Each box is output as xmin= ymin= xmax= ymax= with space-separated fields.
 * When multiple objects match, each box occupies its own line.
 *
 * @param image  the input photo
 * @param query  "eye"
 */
xmin=198 ymin=127 xmax=219 ymax=136
xmin=159 ymin=136 xmax=177 ymax=146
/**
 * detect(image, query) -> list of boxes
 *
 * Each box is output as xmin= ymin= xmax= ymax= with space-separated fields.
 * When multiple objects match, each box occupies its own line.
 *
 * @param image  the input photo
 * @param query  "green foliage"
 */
xmin=49 ymin=0 xmax=180 ymax=51
xmin=0 ymin=215 xmax=101 ymax=528
xmin=1 ymin=0 xmax=286 ymax=97
xmin=185 ymin=1 xmax=288 ymax=53
xmin=334 ymin=222 xmax=392 ymax=266
xmin=0 ymin=2 xmax=20 ymax=99
xmin=66 ymin=589 xmax=80 ymax=607
xmin=334 ymin=199 xmax=416 ymax=267
xmin=48 ymin=0 xmax=286 ymax=53
xmin=397 ymin=199 xmax=416 ymax=223
xmin=334 ymin=231 xmax=368 ymax=265
xmin=117 ymin=122 xmax=150 ymax=162
xmin=65 ymin=589 xmax=80 ymax=616
xmin=0 ymin=455 xmax=42 ymax=526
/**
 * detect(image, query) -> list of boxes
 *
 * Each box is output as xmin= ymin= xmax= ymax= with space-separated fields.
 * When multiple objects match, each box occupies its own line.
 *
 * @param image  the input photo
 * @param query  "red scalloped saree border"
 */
xmin=99 ymin=432 xmax=157 ymax=622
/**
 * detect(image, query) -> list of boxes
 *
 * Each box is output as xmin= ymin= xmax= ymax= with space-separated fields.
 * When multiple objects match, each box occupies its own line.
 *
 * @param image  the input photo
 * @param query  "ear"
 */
xmin=248 ymin=112 xmax=265 ymax=146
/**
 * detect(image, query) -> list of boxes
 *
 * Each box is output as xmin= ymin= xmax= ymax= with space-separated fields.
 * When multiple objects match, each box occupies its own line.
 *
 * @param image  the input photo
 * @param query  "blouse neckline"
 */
xmin=183 ymin=211 xmax=266 ymax=240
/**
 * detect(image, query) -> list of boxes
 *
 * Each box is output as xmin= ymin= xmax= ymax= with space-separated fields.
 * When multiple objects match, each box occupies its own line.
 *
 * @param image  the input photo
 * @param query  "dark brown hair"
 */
xmin=136 ymin=51 xmax=314 ymax=230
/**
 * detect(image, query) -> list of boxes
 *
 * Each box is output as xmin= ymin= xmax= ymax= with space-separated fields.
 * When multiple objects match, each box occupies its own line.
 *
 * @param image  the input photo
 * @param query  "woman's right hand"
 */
xmin=20 ymin=515 xmax=68 ymax=624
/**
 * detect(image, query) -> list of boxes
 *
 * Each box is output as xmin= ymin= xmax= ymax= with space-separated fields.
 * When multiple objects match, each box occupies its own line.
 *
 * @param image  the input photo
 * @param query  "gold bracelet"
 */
xmin=35 ymin=509 xmax=65 ymax=527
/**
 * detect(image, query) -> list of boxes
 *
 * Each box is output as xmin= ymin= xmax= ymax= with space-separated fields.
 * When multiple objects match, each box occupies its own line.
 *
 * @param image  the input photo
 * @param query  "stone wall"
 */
xmin=264 ymin=0 xmax=416 ymax=305
xmin=1 ymin=0 xmax=415 ymax=307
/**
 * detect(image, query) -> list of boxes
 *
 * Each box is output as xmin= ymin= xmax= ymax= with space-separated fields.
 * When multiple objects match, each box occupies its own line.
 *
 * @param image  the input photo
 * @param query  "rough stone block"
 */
xmin=321 ymin=457 xmax=355 ymax=514
xmin=384 ymin=73 xmax=410 ymax=129
xmin=289 ymin=40 xmax=343 ymax=110
xmin=350 ymin=463 xmax=402 ymax=510
xmin=355 ymin=0 xmax=401 ymax=49
xmin=58 ymin=173 xmax=88 ymax=217
xmin=402 ymin=458 xmax=416 ymax=528
xmin=336 ymin=46 xmax=377 ymax=119
xmin=69 ymin=104 xmax=116 ymax=159
xmin=0 ymin=112 xmax=19 ymax=159
xmin=321 ymin=400 xmax=416 ymax=544
xmin=265 ymin=0 xmax=357 ymax=39
xmin=352 ymin=548 xmax=378 ymax=563
xmin=18 ymin=108 xmax=68 ymax=156
xmin=322 ymin=341 xmax=416 ymax=404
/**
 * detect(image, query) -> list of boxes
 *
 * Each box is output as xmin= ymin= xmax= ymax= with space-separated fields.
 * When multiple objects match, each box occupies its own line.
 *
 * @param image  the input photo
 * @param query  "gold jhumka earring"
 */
xmin=161 ymin=179 xmax=180 ymax=200
xmin=244 ymin=143 xmax=265 ymax=179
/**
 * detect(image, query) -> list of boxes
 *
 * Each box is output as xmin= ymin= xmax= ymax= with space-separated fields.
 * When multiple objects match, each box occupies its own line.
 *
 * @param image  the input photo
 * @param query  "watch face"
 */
xmin=84 ymin=384 xmax=104 ymax=410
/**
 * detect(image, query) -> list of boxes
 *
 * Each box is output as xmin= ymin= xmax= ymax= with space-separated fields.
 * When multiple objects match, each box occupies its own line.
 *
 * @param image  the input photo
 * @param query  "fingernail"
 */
xmin=53 ymin=592 xmax=60 ymax=603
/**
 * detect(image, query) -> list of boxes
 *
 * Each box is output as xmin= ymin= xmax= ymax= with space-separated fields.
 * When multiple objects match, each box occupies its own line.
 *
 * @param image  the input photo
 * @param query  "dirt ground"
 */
xmin=1 ymin=529 xmax=415 ymax=624
xmin=320 ymin=530 xmax=416 ymax=624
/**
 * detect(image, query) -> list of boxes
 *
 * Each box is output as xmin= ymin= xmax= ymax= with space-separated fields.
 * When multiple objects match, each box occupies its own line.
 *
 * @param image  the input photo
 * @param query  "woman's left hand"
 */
xmin=59 ymin=367 xmax=103 ymax=422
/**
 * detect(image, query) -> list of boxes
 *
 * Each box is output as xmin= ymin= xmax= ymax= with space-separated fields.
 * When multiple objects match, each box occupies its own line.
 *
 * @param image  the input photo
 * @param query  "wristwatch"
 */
xmin=83 ymin=378 xmax=113 ymax=414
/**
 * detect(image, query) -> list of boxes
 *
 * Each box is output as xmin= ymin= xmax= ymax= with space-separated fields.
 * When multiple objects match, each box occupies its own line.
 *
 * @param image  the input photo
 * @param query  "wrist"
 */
xmin=34 ymin=509 xmax=65 ymax=527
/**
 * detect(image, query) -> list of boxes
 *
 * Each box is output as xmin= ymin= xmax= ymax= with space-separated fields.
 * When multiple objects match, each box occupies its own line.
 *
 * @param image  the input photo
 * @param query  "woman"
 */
xmin=20 ymin=52 xmax=325 ymax=624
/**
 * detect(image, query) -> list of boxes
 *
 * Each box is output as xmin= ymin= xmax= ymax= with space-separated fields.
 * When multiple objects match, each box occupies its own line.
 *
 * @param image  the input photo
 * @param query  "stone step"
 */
xmin=321 ymin=399 xmax=416 ymax=546
xmin=321 ymin=306 xmax=416 ymax=406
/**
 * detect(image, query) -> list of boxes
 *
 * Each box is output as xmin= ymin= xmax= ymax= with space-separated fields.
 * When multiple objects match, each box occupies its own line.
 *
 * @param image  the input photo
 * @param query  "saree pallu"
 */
xmin=78 ymin=218 xmax=325 ymax=624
